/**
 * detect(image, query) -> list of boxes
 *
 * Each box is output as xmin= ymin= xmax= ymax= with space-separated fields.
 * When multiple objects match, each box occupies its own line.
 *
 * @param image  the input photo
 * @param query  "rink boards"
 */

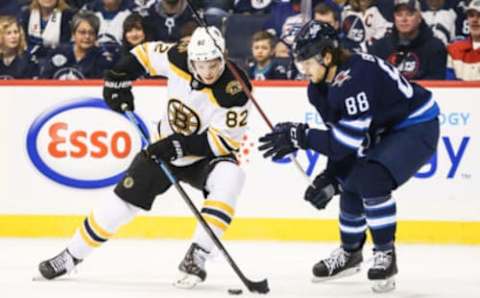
xmin=0 ymin=80 xmax=478 ymax=244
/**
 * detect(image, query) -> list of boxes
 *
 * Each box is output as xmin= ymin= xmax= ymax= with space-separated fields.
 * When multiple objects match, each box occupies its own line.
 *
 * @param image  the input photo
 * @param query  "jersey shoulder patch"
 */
xmin=210 ymin=61 xmax=251 ymax=108
xmin=167 ymin=42 xmax=190 ymax=74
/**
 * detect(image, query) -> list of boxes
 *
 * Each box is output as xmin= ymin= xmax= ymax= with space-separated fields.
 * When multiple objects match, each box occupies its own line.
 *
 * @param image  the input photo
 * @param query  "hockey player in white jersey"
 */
xmin=37 ymin=26 xmax=252 ymax=289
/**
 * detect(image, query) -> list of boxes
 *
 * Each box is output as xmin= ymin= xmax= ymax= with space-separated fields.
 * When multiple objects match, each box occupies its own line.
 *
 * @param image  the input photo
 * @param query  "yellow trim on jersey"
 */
xmin=209 ymin=127 xmax=240 ymax=150
xmin=79 ymin=225 xmax=101 ymax=248
xmin=204 ymin=199 xmax=235 ymax=217
xmin=208 ymin=129 xmax=229 ymax=156
xmin=88 ymin=213 xmax=113 ymax=239
xmin=134 ymin=44 xmax=157 ymax=76
xmin=1 ymin=215 xmax=480 ymax=244
xmin=201 ymin=88 xmax=220 ymax=107
xmin=203 ymin=214 xmax=228 ymax=231
xmin=169 ymin=63 xmax=191 ymax=81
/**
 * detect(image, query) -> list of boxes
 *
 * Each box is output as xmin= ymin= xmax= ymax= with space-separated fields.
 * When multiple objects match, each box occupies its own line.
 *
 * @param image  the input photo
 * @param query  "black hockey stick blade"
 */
xmin=246 ymin=278 xmax=269 ymax=294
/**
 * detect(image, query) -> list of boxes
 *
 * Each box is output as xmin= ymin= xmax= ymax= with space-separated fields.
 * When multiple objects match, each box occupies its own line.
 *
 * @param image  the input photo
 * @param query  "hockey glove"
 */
xmin=304 ymin=170 xmax=340 ymax=210
xmin=103 ymin=70 xmax=134 ymax=113
xmin=258 ymin=122 xmax=308 ymax=160
xmin=145 ymin=134 xmax=186 ymax=162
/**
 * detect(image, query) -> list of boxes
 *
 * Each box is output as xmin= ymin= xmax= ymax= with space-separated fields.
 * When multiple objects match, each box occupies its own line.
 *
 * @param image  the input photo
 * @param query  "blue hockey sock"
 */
xmin=364 ymin=195 xmax=396 ymax=249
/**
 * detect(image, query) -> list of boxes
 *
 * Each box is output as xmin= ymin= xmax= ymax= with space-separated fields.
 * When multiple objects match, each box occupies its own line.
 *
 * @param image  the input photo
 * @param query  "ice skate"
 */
xmin=37 ymin=249 xmax=82 ymax=280
xmin=368 ymin=249 xmax=398 ymax=293
xmin=174 ymin=243 xmax=209 ymax=289
xmin=312 ymin=246 xmax=363 ymax=282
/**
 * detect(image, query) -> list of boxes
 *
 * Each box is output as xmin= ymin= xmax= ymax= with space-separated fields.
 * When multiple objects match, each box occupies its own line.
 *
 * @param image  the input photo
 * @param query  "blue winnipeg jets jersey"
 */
xmin=306 ymin=53 xmax=439 ymax=160
xmin=40 ymin=44 xmax=114 ymax=79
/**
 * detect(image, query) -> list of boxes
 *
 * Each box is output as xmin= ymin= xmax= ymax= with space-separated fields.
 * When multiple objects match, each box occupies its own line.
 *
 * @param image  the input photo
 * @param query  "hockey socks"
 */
xmin=68 ymin=195 xmax=140 ymax=260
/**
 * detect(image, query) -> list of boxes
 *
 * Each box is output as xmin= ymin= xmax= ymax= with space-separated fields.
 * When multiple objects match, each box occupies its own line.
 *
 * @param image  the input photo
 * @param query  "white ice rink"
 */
xmin=1 ymin=239 xmax=479 ymax=298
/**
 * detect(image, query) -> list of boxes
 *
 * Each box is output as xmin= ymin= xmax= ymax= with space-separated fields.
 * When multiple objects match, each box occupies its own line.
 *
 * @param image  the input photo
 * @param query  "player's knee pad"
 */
xmin=346 ymin=161 xmax=395 ymax=199
xmin=205 ymin=161 xmax=245 ymax=208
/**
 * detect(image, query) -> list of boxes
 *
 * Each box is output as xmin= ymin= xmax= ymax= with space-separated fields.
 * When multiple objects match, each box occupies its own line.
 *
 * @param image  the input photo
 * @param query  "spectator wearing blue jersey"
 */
xmin=144 ymin=0 xmax=195 ymax=42
xmin=0 ymin=16 xmax=39 ymax=79
xmin=40 ymin=11 xmax=114 ymax=79
xmin=368 ymin=0 xmax=446 ymax=80
xmin=19 ymin=0 xmax=76 ymax=63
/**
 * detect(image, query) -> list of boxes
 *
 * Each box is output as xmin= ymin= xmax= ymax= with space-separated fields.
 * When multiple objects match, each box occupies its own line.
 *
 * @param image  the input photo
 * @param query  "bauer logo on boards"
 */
xmin=26 ymin=98 xmax=149 ymax=189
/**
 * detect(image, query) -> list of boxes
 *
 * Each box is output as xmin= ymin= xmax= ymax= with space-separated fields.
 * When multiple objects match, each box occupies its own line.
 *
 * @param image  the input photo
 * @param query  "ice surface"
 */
xmin=1 ymin=239 xmax=479 ymax=298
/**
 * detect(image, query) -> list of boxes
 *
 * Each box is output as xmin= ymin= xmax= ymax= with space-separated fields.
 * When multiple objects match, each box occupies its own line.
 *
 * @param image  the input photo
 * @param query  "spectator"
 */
xmin=82 ymin=0 xmax=132 ymax=46
xmin=121 ymin=12 xmax=151 ymax=55
xmin=369 ymin=0 xmax=446 ymax=80
xmin=286 ymin=1 xmax=341 ymax=80
xmin=66 ymin=0 xmax=94 ymax=9
xmin=144 ymin=0 xmax=195 ymax=42
xmin=0 ymin=1 xmax=21 ymax=17
xmin=40 ymin=11 xmax=114 ymax=79
xmin=446 ymin=0 xmax=480 ymax=80
xmin=19 ymin=0 xmax=76 ymax=62
xmin=248 ymin=30 xmax=287 ymax=80
xmin=272 ymin=0 xmax=339 ymax=58
xmin=341 ymin=0 xmax=392 ymax=52
xmin=234 ymin=0 xmax=273 ymax=14
xmin=454 ymin=0 xmax=470 ymax=40
xmin=0 ymin=16 xmax=39 ymax=79
xmin=314 ymin=2 xmax=340 ymax=30
xmin=422 ymin=0 xmax=457 ymax=45
xmin=130 ymin=0 xmax=157 ymax=17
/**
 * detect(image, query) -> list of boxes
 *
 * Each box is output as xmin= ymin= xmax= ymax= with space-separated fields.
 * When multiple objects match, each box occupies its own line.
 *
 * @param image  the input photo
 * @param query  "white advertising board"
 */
xmin=0 ymin=83 xmax=478 ymax=222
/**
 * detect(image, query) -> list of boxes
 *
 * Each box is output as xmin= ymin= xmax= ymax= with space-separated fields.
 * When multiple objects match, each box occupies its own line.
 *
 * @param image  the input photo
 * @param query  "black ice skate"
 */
xmin=174 ymin=243 xmax=209 ymax=289
xmin=368 ymin=249 xmax=398 ymax=293
xmin=312 ymin=247 xmax=363 ymax=282
xmin=38 ymin=249 xmax=82 ymax=280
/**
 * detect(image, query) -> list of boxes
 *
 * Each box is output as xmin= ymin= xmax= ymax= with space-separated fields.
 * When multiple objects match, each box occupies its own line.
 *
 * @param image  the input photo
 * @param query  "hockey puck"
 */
xmin=228 ymin=288 xmax=243 ymax=295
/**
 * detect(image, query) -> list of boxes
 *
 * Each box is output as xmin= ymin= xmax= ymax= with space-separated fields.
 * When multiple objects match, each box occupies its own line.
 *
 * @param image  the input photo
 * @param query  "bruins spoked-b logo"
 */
xmin=167 ymin=99 xmax=200 ymax=135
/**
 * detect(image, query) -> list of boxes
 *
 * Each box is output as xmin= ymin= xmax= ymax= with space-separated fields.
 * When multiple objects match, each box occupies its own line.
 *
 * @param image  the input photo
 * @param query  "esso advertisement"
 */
xmin=26 ymin=98 xmax=148 ymax=189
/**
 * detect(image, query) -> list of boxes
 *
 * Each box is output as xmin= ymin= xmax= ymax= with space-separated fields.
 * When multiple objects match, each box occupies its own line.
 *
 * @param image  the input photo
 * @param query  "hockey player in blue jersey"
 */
xmin=258 ymin=20 xmax=440 ymax=293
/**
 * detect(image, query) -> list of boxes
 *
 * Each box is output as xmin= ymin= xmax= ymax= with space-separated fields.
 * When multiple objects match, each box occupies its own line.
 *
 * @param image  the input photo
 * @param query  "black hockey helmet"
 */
xmin=292 ymin=20 xmax=339 ymax=63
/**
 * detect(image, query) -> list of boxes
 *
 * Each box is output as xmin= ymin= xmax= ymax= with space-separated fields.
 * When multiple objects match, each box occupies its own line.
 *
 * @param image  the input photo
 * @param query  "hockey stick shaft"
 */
xmin=185 ymin=0 xmax=312 ymax=186
xmin=122 ymin=105 xmax=269 ymax=294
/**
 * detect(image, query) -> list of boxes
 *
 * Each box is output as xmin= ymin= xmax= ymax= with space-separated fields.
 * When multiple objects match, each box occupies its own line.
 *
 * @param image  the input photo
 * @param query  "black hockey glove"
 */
xmin=103 ymin=70 xmax=134 ymax=113
xmin=258 ymin=122 xmax=308 ymax=160
xmin=145 ymin=134 xmax=186 ymax=162
xmin=304 ymin=170 xmax=340 ymax=210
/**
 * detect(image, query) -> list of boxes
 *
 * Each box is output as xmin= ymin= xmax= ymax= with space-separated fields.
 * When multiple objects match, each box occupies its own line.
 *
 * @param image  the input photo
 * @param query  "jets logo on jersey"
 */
xmin=53 ymin=68 xmax=85 ymax=80
xmin=387 ymin=52 xmax=420 ymax=80
xmin=168 ymin=99 xmax=201 ymax=135
xmin=332 ymin=69 xmax=351 ymax=87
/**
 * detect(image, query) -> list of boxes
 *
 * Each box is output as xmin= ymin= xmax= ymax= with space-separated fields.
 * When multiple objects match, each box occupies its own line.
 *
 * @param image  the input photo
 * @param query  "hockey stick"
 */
xmin=185 ymin=0 xmax=313 ymax=186
xmin=121 ymin=105 xmax=269 ymax=294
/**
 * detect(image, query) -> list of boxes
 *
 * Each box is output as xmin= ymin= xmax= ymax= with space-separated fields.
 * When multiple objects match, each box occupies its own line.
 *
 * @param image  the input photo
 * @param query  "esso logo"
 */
xmin=26 ymin=98 xmax=149 ymax=189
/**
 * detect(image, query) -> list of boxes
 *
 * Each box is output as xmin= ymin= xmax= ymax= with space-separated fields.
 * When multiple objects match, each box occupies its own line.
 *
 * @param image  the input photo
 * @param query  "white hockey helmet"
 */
xmin=187 ymin=26 xmax=226 ymax=82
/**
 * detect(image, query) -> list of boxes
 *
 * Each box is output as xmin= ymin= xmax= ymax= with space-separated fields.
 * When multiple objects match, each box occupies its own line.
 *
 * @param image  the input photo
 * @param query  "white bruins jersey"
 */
xmin=131 ymin=41 xmax=252 ymax=166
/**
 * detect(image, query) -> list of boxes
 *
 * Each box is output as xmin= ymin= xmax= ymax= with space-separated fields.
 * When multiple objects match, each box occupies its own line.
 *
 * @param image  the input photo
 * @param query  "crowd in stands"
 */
xmin=0 ymin=0 xmax=479 ymax=80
